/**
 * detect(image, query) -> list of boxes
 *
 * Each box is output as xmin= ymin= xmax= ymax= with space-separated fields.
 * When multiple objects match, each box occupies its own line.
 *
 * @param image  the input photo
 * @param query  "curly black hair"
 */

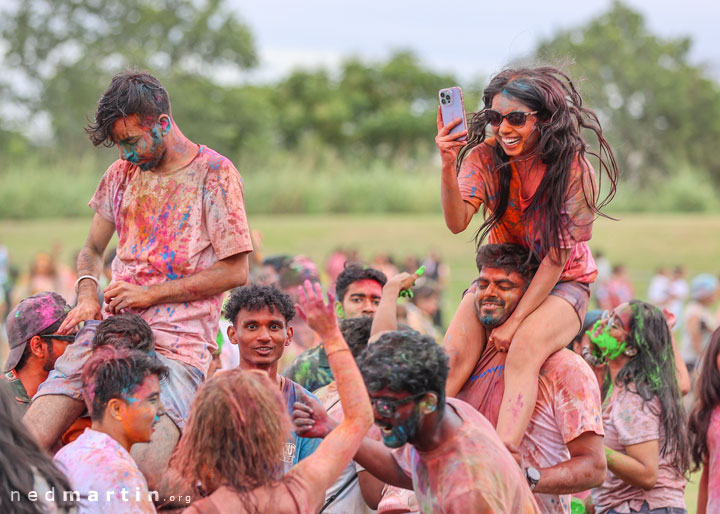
xmin=357 ymin=330 xmax=448 ymax=412
xmin=81 ymin=347 xmax=168 ymax=421
xmin=92 ymin=314 xmax=155 ymax=353
xmin=223 ymin=285 xmax=296 ymax=325
xmin=339 ymin=316 xmax=373 ymax=359
xmin=86 ymin=69 xmax=171 ymax=147
xmin=476 ymin=243 xmax=540 ymax=283
xmin=335 ymin=263 xmax=387 ymax=303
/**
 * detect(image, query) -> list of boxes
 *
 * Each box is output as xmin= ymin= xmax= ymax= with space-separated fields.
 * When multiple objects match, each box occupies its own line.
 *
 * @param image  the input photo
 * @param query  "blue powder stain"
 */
xmin=178 ymin=206 xmax=191 ymax=230
xmin=470 ymin=364 xmax=505 ymax=382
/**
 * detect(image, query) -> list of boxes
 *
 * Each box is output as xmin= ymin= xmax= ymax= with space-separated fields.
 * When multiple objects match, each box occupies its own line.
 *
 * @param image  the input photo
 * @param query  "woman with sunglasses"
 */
xmin=169 ymin=281 xmax=373 ymax=513
xmin=586 ymin=301 xmax=689 ymax=513
xmin=436 ymin=67 xmax=620 ymax=453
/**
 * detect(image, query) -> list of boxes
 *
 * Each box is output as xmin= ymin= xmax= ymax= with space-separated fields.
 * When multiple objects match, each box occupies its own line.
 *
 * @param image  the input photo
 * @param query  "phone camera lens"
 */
xmin=441 ymin=99 xmax=447 ymax=104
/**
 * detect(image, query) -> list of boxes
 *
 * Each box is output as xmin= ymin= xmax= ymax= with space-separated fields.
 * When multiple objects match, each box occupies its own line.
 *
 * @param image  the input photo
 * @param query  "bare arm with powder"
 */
xmin=103 ymin=251 xmax=249 ymax=314
xmin=58 ymin=213 xmax=115 ymax=333
xmin=604 ymin=440 xmax=660 ymax=490
xmin=370 ymin=272 xmax=421 ymax=340
xmin=436 ymin=108 xmax=474 ymax=233
xmin=533 ymin=431 xmax=606 ymax=494
xmin=289 ymin=281 xmax=374 ymax=498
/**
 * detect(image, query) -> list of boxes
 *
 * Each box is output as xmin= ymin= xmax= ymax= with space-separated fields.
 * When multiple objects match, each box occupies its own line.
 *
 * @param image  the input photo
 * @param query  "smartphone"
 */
xmin=438 ymin=86 xmax=467 ymax=141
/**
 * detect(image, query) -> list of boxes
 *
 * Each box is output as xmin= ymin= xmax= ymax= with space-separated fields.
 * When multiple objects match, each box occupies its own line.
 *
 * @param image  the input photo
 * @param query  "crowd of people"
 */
xmin=1 ymin=65 xmax=720 ymax=514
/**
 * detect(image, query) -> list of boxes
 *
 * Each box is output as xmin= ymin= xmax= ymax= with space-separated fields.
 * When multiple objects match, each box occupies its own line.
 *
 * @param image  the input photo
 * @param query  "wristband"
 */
xmin=325 ymin=347 xmax=351 ymax=358
xmin=74 ymin=275 xmax=100 ymax=294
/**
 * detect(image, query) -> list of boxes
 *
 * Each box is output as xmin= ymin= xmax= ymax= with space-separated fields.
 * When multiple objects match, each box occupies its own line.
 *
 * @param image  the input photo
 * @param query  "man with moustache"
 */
xmin=455 ymin=243 xmax=606 ymax=513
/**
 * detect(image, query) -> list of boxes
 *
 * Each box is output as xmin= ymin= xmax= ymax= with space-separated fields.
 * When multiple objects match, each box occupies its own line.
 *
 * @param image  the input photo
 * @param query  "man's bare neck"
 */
xmin=152 ymin=129 xmax=198 ymax=174
xmin=15 ymin=364 xmax=48 ymax=399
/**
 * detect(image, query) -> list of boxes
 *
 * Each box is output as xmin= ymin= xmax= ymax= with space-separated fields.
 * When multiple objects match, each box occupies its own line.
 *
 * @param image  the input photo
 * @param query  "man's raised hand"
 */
xmin=295 ymin=280 xmax=340 ymax=340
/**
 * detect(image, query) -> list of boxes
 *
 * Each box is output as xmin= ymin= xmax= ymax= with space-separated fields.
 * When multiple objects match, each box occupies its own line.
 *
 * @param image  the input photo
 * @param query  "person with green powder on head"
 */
xmin=585 ymin=301 xmax=690 ymax=514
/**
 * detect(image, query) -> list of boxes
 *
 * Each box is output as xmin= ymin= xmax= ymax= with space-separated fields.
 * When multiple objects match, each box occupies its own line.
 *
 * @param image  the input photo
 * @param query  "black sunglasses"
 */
xmin=371 ymin=391 xmax=428 ymax=418
xmin=483 ymin=109 xmax=538 ymax=128
xmin=39 ymin=333 xmax=76 ymax=343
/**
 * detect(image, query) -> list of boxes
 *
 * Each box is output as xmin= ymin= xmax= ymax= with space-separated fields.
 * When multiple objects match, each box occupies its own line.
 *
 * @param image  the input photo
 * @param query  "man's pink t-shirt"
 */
xmin=457 ymin=140 xmax=597 ymax=283
xmin=54 ymin=428 xmax=155 ymax=513
xmin=392 ymin=398 xmax=540 ymax=514
xmin=458 ymin=346 xmax=604 ymax=513
xmin=591 ymin=386 xmax=686 ymax=513
xmin=90 ymin=146 xmax=253 ymax=373
xmin=705 ymin=406 xmax=720 ymax=513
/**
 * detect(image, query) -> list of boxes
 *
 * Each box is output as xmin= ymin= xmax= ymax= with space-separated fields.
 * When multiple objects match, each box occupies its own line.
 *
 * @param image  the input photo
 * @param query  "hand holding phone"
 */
xmin=436 ymin=87 xmax=468 ymax=171
xmin=438 ymin=87 xmax=467 ymax=141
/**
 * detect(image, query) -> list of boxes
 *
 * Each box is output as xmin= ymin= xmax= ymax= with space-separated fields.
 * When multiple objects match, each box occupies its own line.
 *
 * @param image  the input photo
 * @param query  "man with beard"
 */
xmin=2 ymin=292 xmax=74 ymax=415
xmin=455 ymin=243 xmax=606 ymax=513
xmin=295 ymin=329 xmax=540 ymax=513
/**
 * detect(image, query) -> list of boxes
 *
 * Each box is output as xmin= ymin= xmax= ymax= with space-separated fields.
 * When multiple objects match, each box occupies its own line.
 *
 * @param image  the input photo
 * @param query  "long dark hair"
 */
xmin=0 ymin=381 xmax=75 ymax=514
xmin=688 ymin=327 xmax=720 ymax=471
xmin=613 ymin=301 xmax=690 ymax=474
xmin=457 ymin=67 xmax=619 ymax=263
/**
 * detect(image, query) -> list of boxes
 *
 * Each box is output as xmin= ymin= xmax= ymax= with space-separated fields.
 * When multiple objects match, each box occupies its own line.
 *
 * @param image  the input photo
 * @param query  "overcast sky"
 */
xmin=231 ymin=0 xmax=720 ymax=83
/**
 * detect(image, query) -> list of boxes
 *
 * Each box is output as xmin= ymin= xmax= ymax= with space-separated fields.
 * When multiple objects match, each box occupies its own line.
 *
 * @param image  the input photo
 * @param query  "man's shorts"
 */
xmin=35 ymin=320 xmax=204 ymax=431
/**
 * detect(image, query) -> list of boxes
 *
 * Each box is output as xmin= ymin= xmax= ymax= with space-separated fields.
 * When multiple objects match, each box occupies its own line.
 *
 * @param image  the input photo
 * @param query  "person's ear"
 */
xmin=285 ymin=326 xmax=294 ymax=347
xmin=107 ymin=398 xmax=125 ymax=422
xmin=623 ymin=346 xmax=638 ymax=357
xmin=158 ymin=114 xmax=172 ymax=136
xmin=420 ymin=393 xmax=438 ymax=414
xmin=28 ymin=335 xmax=46 ymax=358
xmin=335 ymin=302 xmax=345 ymax=318
xmin=227 ymin=326 xmax=238 ymax=345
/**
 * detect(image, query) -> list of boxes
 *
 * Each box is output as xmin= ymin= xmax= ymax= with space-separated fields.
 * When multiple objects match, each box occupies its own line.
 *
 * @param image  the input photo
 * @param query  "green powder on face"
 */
xmin=587 ymin=320 xmax=626 ymax=360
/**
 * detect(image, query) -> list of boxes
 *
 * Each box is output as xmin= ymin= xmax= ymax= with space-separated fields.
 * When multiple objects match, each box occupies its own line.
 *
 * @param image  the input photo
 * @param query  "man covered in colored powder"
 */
xmin=3 ymin=292 xmax=73 ymax=413
xmin=295 ymin=330 xmax=540 ymax=513
xmin=222 ymin=284 xmax=320 ymax=470
xmin=25 ymin=69 xmax=252 ymax=497
xmin=2 ymin=292 xmax=92 ymax=444
xmin=456 ymin=243 xmax=606 ymax=513
xmin=54 ymin=346 xmax=168 ymax=513
xmin=284 ymin=263 xmax=387 ymax=392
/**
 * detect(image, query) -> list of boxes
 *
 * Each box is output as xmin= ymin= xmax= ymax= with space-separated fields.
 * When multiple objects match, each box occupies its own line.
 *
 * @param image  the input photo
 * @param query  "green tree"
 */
xmin=0 ymin=0 xmax=256 ymax=151
xmin=273 ymin=51 xmax=466 ymax=160
xmin=535 ymin=1 xmax=720 ymax=188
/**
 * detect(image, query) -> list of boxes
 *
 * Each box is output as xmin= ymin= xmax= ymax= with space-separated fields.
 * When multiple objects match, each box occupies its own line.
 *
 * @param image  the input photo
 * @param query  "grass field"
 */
xmin=2 ymin=213 xmax=719 ymax=308
xmin=0 ymin=213 xmax=711 ymax=511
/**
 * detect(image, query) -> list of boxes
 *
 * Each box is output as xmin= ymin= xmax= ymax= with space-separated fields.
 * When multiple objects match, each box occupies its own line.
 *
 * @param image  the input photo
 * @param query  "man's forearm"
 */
xmin=147 ymin=253 xmax=249 ymax=304
xmin=371 ymin=283 xmax=401 ymax=339
xmin=353 ymin=438 xmax=414 ymax=490
xmin=533 ymin=454 xmax=605 ymax=494
xmin=76 ymin=246 xmax=104 ymax=300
